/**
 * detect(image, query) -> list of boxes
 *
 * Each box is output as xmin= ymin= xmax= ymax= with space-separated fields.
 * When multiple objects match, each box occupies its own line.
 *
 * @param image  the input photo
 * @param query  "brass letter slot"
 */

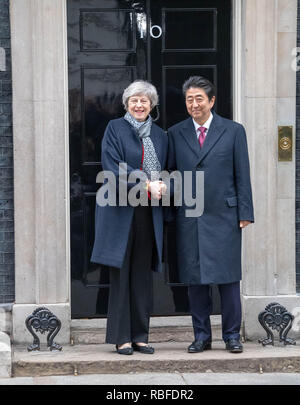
xmin=278 ymin=126 xmax=293 ymax=162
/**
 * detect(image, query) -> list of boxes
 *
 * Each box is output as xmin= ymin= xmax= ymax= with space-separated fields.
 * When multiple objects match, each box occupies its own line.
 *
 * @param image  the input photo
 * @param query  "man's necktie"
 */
xmin=198 ymin=126 xmax=206 ymax=148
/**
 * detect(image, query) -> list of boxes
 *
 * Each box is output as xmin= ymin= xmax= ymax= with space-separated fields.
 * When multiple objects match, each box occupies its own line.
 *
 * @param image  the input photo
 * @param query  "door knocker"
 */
xmin=150 ymin=25 xmax=162 ymax=39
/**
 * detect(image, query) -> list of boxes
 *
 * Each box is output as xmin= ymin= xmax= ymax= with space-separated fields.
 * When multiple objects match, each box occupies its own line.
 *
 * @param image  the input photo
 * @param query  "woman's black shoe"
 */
xmin=132 ymin=342 xmax=155 ymax=354
xmin=115 ymin=345 xmax=133 ymax=355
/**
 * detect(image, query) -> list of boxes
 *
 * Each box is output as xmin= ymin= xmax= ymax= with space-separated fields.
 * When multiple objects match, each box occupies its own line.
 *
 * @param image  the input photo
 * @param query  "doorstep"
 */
xmin=12 ymin=340 xmax=300 ymax=377
xmin=12 ymin=315 xmax=300 ymax=377
xmin=70 ymin=315 xmax=222 ymax=345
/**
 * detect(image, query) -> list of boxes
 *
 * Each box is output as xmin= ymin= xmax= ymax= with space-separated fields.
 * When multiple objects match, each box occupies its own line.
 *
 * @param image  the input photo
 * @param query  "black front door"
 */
xmin=67 ymin=0 xmax=232 ymax=318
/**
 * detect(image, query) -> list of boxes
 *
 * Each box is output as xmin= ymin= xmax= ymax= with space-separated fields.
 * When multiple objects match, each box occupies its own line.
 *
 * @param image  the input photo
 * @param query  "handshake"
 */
xmin=146 ymin=180 xmax=167 ymax=200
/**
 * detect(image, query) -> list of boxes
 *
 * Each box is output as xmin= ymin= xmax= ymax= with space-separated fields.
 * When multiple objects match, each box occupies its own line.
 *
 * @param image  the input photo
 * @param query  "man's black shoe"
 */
xmin=188 ymin=340 xmax=212 ymax=353
xmin=225 ymin=339 xmax=243 ymax=353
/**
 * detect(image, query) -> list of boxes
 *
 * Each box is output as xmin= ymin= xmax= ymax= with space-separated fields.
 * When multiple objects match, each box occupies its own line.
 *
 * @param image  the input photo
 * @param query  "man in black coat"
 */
xmin=167 ymin=76 xmax=254 ymax=353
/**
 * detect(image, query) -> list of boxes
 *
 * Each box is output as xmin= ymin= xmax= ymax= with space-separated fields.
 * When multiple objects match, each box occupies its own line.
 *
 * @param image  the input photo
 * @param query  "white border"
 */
xmin=232 ymin=0 xmax=243 ymax=124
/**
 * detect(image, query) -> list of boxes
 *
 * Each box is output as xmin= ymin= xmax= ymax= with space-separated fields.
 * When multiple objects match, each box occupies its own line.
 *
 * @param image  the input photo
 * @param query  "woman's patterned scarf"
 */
xmin=124 ymin=112 xmax=161 ymax=180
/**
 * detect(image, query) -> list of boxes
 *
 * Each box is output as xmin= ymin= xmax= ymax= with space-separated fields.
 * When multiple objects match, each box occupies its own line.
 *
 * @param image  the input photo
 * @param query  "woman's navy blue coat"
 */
xmin=91 ymin=118 xmax=168 ymax=272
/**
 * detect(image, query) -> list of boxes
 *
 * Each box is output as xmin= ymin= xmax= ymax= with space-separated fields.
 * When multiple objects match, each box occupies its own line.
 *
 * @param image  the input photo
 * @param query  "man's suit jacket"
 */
xmin=167 ymin=112 xmax=254 ymax=285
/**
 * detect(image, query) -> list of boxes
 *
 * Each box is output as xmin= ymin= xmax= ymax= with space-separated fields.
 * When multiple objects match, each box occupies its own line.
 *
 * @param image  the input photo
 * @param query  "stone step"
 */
xmin=71 ymin=325 xmax=222 ymax=345
xmin=13 ymin=341 xmax=300 ymax=377
xmin=70 ymin=316 xmax=223 ymax=345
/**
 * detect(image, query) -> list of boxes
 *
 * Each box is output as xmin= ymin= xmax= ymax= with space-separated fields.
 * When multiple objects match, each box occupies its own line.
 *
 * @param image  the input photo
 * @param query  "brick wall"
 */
xmin=296 ymin=1 xmax=300 ymax=292
xmin=0 ymin=0 xmax=14 ymax=303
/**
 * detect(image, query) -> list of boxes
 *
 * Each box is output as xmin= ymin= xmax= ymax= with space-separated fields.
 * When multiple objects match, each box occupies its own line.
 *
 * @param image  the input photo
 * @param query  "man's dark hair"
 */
xmin=182 ymin=76 xmax=216 ymax=101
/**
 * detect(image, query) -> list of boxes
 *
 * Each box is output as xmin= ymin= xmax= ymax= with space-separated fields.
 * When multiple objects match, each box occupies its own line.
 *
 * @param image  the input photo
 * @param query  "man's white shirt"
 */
xmin=193 ymin=112 xmax=213 ymax=141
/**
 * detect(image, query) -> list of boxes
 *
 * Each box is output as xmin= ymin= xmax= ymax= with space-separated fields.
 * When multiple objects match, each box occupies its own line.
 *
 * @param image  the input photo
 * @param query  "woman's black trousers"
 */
xmin=105 ymin=205 xmax=155 ymax=345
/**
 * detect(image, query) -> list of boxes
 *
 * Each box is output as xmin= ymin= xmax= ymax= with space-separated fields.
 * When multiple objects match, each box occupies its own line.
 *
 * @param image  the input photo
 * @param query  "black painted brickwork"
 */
xmin=0 ymin=0 xmax=14 ymax=303
xmin=296 ymin=1 xmax=300 ymax=293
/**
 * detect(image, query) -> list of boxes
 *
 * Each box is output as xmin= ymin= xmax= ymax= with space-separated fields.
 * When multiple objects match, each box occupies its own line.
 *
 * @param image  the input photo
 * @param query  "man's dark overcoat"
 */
xmin=91 ymin=118 xmax=168 ymax=272
xmin=167 ymin=112 xmax=254 ymax=285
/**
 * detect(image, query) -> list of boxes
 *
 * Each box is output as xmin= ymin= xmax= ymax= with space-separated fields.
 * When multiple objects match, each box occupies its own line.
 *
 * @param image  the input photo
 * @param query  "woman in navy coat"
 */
xmin=91 ymin=80 xmax=168 ymax=355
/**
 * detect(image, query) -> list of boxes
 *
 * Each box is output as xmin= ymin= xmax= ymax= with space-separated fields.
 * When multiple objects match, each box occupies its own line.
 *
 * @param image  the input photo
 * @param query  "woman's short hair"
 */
xmin=182 ymin=76 xmax=216 ymax=101
xmin=122 ymin=80 xmax=159 ymax=109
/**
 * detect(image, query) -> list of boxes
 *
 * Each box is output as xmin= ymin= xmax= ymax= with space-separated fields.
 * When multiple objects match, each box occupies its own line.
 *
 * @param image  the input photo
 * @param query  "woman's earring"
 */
xmin=151 ymin=105 xmax=160 ymax=122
